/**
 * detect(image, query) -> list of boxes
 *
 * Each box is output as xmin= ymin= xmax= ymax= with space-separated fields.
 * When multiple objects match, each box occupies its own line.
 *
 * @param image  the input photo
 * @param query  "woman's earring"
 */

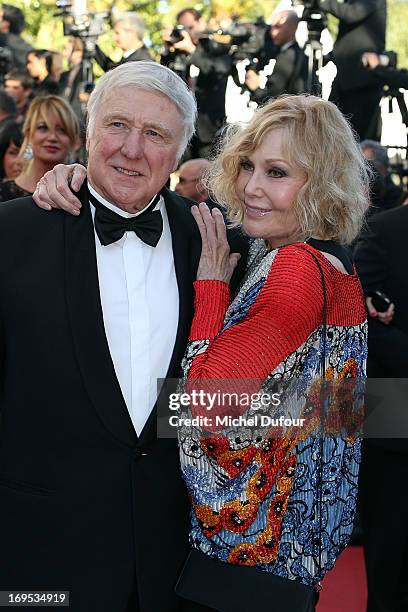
xmin=22 ymin=144 xmax=33 ymax=161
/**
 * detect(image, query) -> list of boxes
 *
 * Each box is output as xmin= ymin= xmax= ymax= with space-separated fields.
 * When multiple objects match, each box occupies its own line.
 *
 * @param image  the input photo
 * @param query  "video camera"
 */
xmin=54 ymin=0 xmax=110 ymax=54
xmin=166 ymin=17 xmax=268 ymax=67
xmin=292 ymin=0 xmax=327 ymax=40
xmin=223 ymin=18 xmax=269 ymax=69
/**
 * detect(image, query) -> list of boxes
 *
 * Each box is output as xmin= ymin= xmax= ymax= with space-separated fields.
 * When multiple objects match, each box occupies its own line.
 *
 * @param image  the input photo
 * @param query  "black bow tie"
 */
xmin=88 ymin=190 xmax=163 ymax=247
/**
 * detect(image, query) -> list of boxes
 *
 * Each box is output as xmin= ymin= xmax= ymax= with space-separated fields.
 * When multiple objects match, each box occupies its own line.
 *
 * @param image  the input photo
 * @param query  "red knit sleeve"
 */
xmin=187 ymin=245 xmax=331 ymax=382
xmin=190 ymin=280 xmax=231 ymax=341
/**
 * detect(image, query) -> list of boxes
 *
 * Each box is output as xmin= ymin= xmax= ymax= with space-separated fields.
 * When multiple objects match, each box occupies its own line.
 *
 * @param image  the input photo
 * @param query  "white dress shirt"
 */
xmin=88 ymin=183 xmax=179 ymax=435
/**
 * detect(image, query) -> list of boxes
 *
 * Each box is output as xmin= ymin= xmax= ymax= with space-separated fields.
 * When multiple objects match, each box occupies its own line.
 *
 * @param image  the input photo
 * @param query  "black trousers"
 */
xmin=359 ymin=441 xmax=408 ymax=612
xmin=180 ymin=593 xmax=318 ymax=611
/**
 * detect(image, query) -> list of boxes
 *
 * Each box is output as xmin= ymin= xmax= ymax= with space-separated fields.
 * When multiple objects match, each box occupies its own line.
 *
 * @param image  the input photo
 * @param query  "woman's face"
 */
xmin=30 ymin=113 xmax=73 ymax=166
xmin=236 ymin=128 xmax=307 ymax=250
xmin=3 ymin=141 xmax=22 ymax=179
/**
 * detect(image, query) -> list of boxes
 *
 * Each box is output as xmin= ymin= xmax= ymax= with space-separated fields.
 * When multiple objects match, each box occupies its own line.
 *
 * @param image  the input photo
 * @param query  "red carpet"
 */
xmin=317 ymin=546 xmax=367 ymax=612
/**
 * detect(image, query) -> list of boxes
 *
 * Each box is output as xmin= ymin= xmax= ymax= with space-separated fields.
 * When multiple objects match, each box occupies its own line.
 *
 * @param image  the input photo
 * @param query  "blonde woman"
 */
xmin=175 ymin=95 xmax=369 ymax=612
xmin=0 ymin=95 xmax=79 ymax=202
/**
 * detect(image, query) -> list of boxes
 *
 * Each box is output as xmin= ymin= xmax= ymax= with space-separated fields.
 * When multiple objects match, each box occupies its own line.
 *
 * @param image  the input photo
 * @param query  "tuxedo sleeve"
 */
xmin=94 ymin=45 xmax=115 ymax=72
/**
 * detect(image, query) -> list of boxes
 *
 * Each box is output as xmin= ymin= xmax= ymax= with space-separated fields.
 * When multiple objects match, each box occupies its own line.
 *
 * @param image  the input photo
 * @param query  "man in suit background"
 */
xmin=95 ymin=12 xmax=152 ymax=73
xmin=318 ymin=0 xmax=386 ymax=140
xmin=0 ymin=61 xmax=245 ymax=612
xmin=245 ymin=10 xmax=307 ymax=104
xmin=355 ymin=205 xmax=408 ymax=611
xmin=174 ymin=158 xmax=210 ymax=202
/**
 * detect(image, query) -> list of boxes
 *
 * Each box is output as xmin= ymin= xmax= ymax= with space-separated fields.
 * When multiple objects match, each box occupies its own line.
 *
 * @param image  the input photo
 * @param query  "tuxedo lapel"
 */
xmin=64 ymin=185 xmax=137 ymax=448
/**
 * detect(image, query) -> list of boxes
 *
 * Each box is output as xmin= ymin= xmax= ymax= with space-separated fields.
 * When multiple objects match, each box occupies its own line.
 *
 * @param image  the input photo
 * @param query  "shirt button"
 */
xmin=133 ymin=448 xmax=147 ymax=461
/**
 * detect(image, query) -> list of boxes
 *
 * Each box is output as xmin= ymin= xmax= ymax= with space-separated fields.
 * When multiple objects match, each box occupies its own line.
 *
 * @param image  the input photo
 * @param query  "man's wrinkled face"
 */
xmin=87 ymin=87 xmax=184 ymax=213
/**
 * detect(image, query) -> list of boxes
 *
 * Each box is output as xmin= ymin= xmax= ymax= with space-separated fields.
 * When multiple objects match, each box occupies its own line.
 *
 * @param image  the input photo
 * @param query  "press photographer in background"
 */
xmin=317 ymin=0 xmax=386 ymax=140
xmin=162 ymin=8 xmax=234 ymax=159
xmin=94 ymin=11 xmax=152 ymax=72
xmin=0 ymin=3 xmax=32 ymax=71
xmin=244 ymin=10 xmax=307 ymax=104
xmin=362 ymin=50 xmax=408 ymax=90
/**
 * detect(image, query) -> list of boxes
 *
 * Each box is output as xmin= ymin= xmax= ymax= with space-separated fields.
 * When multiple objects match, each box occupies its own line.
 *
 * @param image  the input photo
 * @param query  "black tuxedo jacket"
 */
xmin=0 ymin=186 xmax=247 ymax=611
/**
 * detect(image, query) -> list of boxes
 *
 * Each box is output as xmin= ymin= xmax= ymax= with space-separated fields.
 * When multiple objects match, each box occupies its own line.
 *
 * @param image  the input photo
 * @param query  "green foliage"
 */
xmin=387 ymin=0 xmax=408 ymax=68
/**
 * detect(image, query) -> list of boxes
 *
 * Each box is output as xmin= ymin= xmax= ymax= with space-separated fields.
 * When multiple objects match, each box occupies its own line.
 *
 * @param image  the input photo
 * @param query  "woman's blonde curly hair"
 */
xmin=203 ymin=95 xmax=371 ymax=244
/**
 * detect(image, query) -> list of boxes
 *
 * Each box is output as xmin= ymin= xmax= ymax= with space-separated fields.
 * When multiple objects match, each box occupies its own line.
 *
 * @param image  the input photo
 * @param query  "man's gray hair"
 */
xmin=87 ymin=61 xmax=197 ymax=159
xmin=114 ymin=12 xmax=145 ymax=41
xmin=360 ymin=139 xmax=389 ymax=169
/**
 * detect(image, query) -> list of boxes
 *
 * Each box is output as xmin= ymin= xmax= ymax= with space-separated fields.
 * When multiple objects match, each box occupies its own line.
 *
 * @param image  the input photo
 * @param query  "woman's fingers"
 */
xmin=191 ymin=204 xmax=208 ymax=244
xmin=212 ymin=206 xmax=228 ymax=244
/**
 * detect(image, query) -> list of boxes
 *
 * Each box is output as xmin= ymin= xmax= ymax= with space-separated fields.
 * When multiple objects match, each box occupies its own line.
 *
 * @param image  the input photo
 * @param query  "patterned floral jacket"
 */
xmin=179 ymin=240 xmax=367 ymax=586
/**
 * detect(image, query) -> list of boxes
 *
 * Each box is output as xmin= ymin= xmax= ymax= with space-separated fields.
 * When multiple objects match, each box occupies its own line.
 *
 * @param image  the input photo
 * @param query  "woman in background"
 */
xmin=26 ymin=49 xmax=60 ymax=96
xmin=0 ymin=95 xmax=79 ymax=202
xmin=0 ymin=122 xmax=23 ymax=180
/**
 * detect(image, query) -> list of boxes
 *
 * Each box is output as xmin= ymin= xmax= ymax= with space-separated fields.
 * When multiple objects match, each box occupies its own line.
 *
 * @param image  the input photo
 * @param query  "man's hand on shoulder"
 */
xmin=33 ymin=164 xmax=87 ymax=215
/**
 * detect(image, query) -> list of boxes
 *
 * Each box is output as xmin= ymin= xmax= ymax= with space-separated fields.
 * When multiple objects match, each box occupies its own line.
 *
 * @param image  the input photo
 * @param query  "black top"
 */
xmin=307 ymin=237 xmax=353 ymax=274
xmin=0 ymin=180 xmax=32 ymax=202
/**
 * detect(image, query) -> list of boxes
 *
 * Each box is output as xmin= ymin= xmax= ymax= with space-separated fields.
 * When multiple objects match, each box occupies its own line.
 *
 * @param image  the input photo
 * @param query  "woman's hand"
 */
xmin=192 ymin=202 xmax=241 ymax=283
xmin=33 ymin=164 xmax=87 ymax=215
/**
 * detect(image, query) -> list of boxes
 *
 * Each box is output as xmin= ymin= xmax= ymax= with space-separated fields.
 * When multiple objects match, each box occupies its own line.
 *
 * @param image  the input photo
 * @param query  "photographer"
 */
xmin=362 ymin=51 xmax=408 ymax=90
xmin=162 ymin=8 xmax=233 ymax=158
xmin=0 ymin=3 xmax=32 ymax=71
xmin=318 ymin=0 xmax=386 ymax=140
xmin=245 ymin=10 xmax=307 ymax=104
xmin=94 ymin=12 xmax=152 ymax=72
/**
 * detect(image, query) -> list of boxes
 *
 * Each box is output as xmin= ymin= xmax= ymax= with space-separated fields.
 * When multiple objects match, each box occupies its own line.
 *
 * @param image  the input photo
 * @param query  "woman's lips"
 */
xmin=43 ymin=146 xmax=61 ymax=153
xmin=245 ymin=204 xmax=273 ymax=217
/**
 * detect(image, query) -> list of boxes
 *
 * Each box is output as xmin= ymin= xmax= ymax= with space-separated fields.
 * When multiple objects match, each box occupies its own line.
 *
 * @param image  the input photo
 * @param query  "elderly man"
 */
xmin=0 ymin=61 xmax=245 ymax=612
xmin=175 ymin=158 xmax=210 ymax=202
xmin=95 ymin=11 xmax=152 ymax=72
